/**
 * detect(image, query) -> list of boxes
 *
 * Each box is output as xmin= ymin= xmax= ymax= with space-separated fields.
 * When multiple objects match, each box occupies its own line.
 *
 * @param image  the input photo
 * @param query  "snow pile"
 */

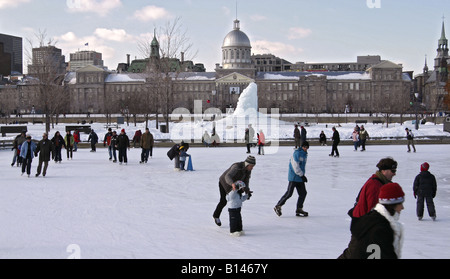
xmin=233 ymin=82 xmax=259 ymax=117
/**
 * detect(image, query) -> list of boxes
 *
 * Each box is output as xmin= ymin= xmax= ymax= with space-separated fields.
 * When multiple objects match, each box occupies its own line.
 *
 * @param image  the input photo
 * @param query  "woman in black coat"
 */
xmin=413 ymin=162 xmax=437 ymax=220
xmin=338 ymin=183 xmax=405 ymax=259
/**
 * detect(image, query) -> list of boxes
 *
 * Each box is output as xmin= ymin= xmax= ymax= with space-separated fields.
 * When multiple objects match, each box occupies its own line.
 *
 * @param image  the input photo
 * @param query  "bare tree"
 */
xmin=141 ymin=16 xmax=198 ymax=133
xmin=25 ymin=29 xmax=67 ymax=133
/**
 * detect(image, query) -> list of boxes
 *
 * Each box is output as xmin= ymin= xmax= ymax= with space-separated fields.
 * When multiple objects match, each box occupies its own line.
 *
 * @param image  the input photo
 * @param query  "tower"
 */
xmin=434 ymin=19 xmax=449 ymax=72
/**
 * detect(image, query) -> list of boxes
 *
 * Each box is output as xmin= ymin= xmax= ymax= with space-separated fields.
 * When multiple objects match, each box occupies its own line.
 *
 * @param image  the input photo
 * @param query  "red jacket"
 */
xmin=352 ymin=174 xmax=388 ymax=218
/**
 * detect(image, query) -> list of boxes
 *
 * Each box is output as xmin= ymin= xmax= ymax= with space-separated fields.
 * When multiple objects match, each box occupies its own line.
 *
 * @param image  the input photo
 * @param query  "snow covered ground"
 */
xmin=1 ymin=142 xmax=449 ymax=259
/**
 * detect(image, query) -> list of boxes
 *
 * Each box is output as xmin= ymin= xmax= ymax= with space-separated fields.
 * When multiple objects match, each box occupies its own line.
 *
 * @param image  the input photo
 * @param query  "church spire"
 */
xmin=424 ymin=54 xmax=428 ymax=74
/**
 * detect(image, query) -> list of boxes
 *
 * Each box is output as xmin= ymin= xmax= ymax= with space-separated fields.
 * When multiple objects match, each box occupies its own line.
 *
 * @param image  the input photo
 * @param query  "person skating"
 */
xmin=117 ymin=129 xmax=130 ymax=165
xmin=35 ymin=133 xmax=54 ymax=177
xmin=64 ymin=131 xmax=74 ymax=160
xmin=319 ymin=130 xmax=327 ymax=146
xmin=110 ymin=131 xmax=118 ymax=163
xmin=88 ymin=129 xmax=98 ymax=152
xmin=20 ymin=134 xmax=37 ymax=177
xmin=11 ymin=130 xmax=26 ymax=167
xmin=338 ymin=183 xmax=405 ymax=259
xmin=140 ymin=128 xmax=154 ymax=163
xmin=213 ymin=155 xmax=255 ymax=226
xmin=293 ymin=124 xmax=301 ymax=149
xmin=274 ymin=141 xmax=309 ymax=217
xmin=73 ymin=129 xmax=81 ymax=152
xmin=51 ymin=131 xmax=65 ymax=163
xmin=329 ymin=127 xmax=340 ymax=157
xmin=103 ymin=128 xmax=113 ymax=161
xmin=359 ymin=125 xmax=369 ymax=151
xmin=405 ymin=128 xmax=416 ymax=153
xmin=413 ymin=162 xmax=437 ymax=221
xmin=227 ymin=181 xmax=251 ymax=236
xmin=338 ymin=157 xmax=398 ymax=259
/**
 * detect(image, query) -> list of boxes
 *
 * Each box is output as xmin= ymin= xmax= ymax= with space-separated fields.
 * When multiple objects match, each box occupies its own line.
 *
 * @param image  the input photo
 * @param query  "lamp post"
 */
xmin=414 ymin=93 xmax=419 ymax=130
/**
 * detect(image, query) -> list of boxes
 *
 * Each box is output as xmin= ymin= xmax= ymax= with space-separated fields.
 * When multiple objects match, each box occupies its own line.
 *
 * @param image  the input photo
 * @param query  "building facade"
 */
xmin=2 ymin=18 xmax=418 ymax=117
xmin=0 ymin=33 xmax=23 ymax=75
xmin=68 ymin=50 xmax=104 ymax=72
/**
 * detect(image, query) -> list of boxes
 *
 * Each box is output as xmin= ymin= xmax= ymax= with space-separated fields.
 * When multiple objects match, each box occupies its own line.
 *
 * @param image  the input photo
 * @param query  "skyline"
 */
xmin=0 ymin=0 xmax=449 ymax=76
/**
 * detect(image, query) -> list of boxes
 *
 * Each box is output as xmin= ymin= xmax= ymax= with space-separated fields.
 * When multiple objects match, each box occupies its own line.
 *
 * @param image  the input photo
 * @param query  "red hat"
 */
xmin=421 ymin=162 xmax=429 ymax=172
xmin=121 ymin=129 xmax=125 ymax=133
xmin=379 ymin=183 xmax=405 ymax=205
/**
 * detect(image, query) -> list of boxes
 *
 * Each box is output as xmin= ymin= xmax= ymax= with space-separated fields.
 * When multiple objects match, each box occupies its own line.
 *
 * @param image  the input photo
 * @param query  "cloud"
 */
xmin=133 ymin=5 xmax=171 ymax=22
xmin=55 ymin=31 xmax=117 ymax=66
xmin=287 ymin=27 xmax=312 ymax=40
xmin=250 ymin=15 xmax=267 ymax=22
xmin=66 ymin=0 xmax=122 ymax=16
xmin=94 ymin=28 xmax=134 ymax=42
xmin=252 ymin=40 xmax=304 ymax=59
xmin=0 ymin=0 xmax=30 ymax=9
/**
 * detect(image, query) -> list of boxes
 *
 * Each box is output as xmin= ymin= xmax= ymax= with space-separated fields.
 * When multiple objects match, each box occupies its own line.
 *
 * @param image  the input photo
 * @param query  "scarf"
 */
xmin=374 ymin=203 xmax=404 ymax=258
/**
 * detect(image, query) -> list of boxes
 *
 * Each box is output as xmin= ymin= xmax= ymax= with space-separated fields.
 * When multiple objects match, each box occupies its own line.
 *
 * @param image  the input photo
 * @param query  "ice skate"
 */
xmin=296 ymin=208 xmax=309 ymax=217
xmin=274 ymin=205 xmax=282 ymax=217
xmin=213 ymin=217 xmax=221 ymax=226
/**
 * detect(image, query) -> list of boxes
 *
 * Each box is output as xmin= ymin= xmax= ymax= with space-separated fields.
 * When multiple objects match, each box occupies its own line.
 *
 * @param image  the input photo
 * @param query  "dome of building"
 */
xmin=221 ymin=19 xmax=253 ymax=70
xmin=222 ymin=20 xmax=251 ymax=48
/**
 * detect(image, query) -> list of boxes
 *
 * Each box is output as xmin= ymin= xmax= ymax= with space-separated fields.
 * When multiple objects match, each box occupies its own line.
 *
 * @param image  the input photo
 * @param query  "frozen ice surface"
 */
xmin=1 ymin=143 xmax=449 ymax=259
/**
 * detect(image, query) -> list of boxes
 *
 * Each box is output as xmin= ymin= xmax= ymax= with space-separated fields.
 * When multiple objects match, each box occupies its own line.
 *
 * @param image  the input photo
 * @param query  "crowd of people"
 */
xmin=7 ymin=122 xmax=439 ymax=259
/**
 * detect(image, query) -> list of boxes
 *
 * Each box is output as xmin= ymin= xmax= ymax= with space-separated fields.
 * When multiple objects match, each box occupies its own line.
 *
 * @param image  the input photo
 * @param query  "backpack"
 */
xmin=167 ymin=144 xmax=180 ymax=160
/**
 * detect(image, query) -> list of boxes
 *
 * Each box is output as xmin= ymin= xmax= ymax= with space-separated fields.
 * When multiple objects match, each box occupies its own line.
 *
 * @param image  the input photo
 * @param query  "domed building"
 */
xmin=216 ymin=19 xmax=255 ymax=79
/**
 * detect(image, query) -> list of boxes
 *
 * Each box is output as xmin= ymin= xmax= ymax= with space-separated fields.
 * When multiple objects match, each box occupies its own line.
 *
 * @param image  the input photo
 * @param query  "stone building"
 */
xmin=2 ymin=18 xmax=415 ymax=116
xmin=417 ymin=20 xmax=449 ymax=116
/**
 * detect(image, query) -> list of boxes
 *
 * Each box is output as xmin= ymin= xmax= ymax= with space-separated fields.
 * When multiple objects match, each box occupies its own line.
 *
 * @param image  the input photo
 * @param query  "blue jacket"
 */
xmin=288 ymin=148 xmax=307 ymax=182
xmin=227 ymin=190 xmax=249 ymax=209
xmin=20 ymin=140 xmax=37 ymax=159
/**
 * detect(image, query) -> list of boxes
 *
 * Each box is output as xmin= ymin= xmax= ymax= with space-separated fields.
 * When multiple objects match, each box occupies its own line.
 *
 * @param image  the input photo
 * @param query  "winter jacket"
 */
xmin=293 ymin=127 xmax=300 ymax=139
xmin=340 ymin=203 xmax=403 ymax=259
xmin=51 ymin=134 xmax=66 ymax=148
xmin=73 ymin=131 xmax=81 ymax=143
xmin=111 ymin=135 xmax=118 ymax=150
xmin=332 ymin=130 xmax=340 ymax=143
xmin=35 ymin=138 xmax=54 ymax=162
xmin=140 ymin=132 xmax=154 ymax=149
xmin=352 ymin=131 xmax=359 ymax=142
xmin=88 ymin=132 xmax=98 ymax=144
xmin=20 ymin=140 xmax=37 ymax=159
xmin=103 ymin=132 xmax=113 ymax=146
xmin=219 ymin=162 xmax=252 ymax=194
xmin=288 ymin=148 xmax=307 ymax=183
xmin=227 ymin=189 xmax=249 ymax=209
xmin=64 ymin=134 xmax=74 ymax=147
xmin=352 ymin=172 xmax=390 ymax=218
xmin=359 ymin=129 xmax=369 ymax=140
xmin=301 ymin=127 xmax=307 ymax=142
xmin=413 ymin=171 xmax=437 ymax=198
xmin=257 ymin=132 xmax=265 ymax=145
xmin=13 ymin=134 xmax=26 ymax=150
xmin=117 ymin=133 xmax=130 ymax=149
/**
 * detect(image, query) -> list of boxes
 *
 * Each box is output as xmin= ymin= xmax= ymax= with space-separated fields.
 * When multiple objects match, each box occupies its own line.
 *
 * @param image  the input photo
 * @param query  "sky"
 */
xmin=0 ymin=0 xmax=449 ymax=76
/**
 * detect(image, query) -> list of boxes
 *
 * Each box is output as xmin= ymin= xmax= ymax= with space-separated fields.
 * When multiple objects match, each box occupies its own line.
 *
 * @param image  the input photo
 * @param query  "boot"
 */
xmin=274 ymin=206 xmax=282 ymax=217
xmin=296 ymin=208 xmax=309 ymax=217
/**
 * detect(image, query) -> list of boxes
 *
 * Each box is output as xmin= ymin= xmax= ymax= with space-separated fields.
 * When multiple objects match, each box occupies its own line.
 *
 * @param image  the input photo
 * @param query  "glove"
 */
xmin=414 ymin=192 xmax=417 ymax=199
xmin=301 ymin=176 xmax=308 ymax=183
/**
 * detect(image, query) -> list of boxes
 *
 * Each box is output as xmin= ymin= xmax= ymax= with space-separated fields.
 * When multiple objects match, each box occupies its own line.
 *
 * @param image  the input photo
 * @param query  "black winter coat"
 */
xmin=340 ymin=209 xmax=398 ymax=259
xmin=35 ymin=139 xmax=54 ymax=162
xmin=413 ymin=171 xmax=437 ymax=198
xmin=117 ymin=134 xmax=130 ymax=149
